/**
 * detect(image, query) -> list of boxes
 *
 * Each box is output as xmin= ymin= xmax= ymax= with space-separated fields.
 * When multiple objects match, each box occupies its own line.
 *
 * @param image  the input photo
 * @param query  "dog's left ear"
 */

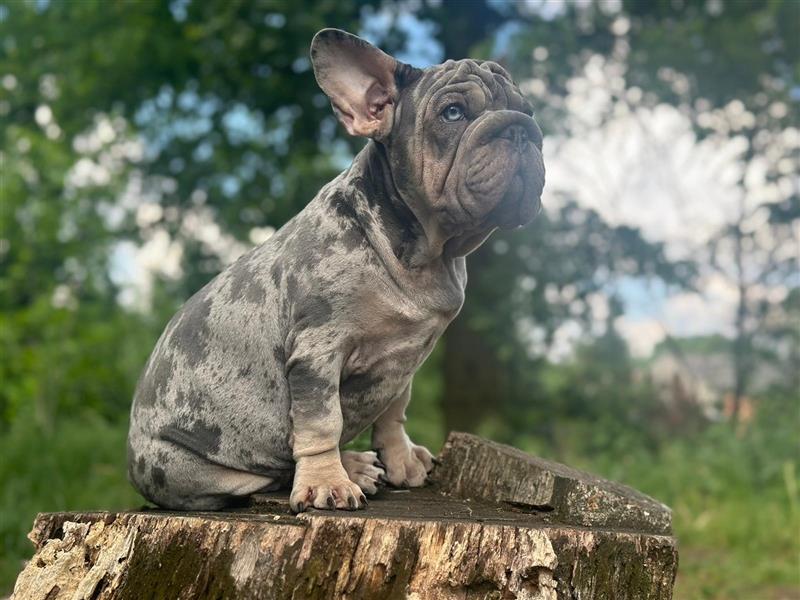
xmin=311 ymin=29 xmax=412 ymax=140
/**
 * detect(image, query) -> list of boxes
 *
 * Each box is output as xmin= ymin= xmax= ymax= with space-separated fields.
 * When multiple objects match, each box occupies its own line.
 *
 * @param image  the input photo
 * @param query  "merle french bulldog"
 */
xmin=127 ymin=29 xmax=544 ymax=513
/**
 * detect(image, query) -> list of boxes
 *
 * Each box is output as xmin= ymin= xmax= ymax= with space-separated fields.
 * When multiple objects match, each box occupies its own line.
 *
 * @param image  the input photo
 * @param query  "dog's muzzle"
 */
xmin=456 ymin=111 xmax=544 ymax=227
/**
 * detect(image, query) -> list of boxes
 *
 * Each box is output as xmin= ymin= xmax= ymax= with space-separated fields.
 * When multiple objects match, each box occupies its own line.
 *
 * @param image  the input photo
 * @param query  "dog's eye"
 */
xmin=441 ymin=103 xmax=465 ymax=122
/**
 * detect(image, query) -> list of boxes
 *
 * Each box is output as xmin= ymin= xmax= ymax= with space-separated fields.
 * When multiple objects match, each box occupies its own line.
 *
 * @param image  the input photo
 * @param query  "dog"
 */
xmin=127 ymin=28 xmax=544 ymax=513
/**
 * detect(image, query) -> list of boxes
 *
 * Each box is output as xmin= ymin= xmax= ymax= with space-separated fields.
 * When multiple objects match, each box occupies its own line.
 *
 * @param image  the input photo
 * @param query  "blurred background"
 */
xmin=1 ymin=0 xmax=798 ymax=597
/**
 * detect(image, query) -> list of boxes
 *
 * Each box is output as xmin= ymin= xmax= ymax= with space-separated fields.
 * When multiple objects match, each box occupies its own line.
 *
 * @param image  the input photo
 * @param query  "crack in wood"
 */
xmin=11 ymin=433 xmax=677 ymax=600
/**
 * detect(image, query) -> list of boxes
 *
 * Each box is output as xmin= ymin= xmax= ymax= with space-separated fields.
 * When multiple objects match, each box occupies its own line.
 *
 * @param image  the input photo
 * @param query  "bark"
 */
xmin=441 ymin=304 xmax=506 ymax=433
xmin=12 ymin=433 xmax=677 ymax=600
xmin=442 ymin=244 xmax=510 ymax=434
xmin=433 ymin=433 xmax=673 ymax=535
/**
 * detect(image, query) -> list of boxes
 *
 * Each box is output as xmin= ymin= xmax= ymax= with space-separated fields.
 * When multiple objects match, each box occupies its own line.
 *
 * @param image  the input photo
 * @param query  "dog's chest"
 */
xmin=337 ymin=307 xmax=448 ymax=441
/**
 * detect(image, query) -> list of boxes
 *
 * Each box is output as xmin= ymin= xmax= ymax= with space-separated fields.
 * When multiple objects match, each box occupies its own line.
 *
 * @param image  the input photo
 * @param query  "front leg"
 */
xmin=372 ymin=383 xmax=435 ymax=488
xmin=287 ymin=331 xmax=366 ymax=513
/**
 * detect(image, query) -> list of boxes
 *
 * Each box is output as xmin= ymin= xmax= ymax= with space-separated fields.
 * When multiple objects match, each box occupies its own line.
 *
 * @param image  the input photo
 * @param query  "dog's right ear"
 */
xmin=310 ymin=29 xmax=417 ymax=141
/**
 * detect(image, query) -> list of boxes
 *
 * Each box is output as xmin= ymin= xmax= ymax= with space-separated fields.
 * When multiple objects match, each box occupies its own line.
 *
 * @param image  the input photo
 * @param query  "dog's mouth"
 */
xmin=443 ymin=111 xmax=544 ymax=230
xmin=462 ymin=140 xmax=544 ymax=229
xmin=489 ymin=150 xmax=545 ymax=229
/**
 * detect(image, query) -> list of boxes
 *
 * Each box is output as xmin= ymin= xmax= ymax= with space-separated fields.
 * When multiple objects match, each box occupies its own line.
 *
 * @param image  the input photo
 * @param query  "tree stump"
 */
xmin=12 ymin=432 xmax=677 ymax=599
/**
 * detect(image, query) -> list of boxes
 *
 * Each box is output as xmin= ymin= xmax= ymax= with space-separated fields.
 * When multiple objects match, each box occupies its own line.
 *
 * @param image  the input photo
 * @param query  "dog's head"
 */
xmin=310 ymin=28 xmax=544 ymax=246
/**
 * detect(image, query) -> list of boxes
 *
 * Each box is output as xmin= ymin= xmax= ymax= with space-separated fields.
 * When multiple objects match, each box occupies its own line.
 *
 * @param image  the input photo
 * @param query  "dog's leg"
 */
xmin=371 ymin=384 xmax=435 ymax=488
xmin=287 ymin=331 xmax=366 ymax=512
xmin=128 ymin=436 xmax=280 ymax=511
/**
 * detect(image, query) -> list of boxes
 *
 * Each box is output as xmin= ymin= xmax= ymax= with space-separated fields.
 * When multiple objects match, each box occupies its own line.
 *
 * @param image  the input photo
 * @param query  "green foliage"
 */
xmin=491 ymin=381 xmax=800 ymax=599
xmin=0 ymin=298 xmax=160 ymax=428
xmin=0 ymin=1 xmax=797 ymax=597
xmin=2 ymin=0 xmax=377 ymax=295
xmin=651 ymin=334 xmax=732 ymax=358
xmin=569 ymin=401 xmax=800 ymax=600
xmin=0 ymin=410 xmax=142 ymax=590
xmin=622 ymin=0 xmax=799 ymax=113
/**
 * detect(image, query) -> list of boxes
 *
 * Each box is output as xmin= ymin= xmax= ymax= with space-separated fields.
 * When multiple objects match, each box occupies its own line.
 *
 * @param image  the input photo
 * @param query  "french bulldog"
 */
xmin=127 ymin=28 xmax=544 ymax=513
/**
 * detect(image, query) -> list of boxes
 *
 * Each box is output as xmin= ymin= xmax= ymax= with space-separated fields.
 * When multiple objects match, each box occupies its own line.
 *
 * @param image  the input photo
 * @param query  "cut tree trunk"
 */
xmin=12 ymin=432 xmax=677 ymax=600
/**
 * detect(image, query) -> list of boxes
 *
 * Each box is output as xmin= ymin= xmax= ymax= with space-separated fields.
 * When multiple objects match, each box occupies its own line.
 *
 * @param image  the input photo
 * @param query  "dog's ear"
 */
xmin=311 ymin=29 xmax=410 ymax=140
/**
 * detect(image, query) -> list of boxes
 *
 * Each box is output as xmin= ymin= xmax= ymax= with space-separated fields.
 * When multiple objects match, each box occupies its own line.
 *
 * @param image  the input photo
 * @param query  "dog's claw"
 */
xmin=297 ymin=502 xmax=305 ymax=513
xmin=347 ymin=496 xmax=358 ymax=510
xmin=360 ymin=493 xmax=368 ymax=506
xmin=326 ymin=495 xmax=336 ymax=509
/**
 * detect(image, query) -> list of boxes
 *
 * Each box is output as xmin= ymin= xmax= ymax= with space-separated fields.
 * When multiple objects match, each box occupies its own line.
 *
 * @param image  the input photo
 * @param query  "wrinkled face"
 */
xmin=390 ymin=60 xmax=545 ymax=233
xmin=310 ymin=28 xmax=544 ymax=239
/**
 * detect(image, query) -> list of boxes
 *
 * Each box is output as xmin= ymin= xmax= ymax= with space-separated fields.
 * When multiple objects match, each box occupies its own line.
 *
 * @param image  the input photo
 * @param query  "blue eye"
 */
xmin=441 ymin=103 xmax=465 ymax=122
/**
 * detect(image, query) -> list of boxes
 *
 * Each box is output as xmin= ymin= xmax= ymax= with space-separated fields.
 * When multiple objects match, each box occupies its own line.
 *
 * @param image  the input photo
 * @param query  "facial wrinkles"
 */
xmin=433 ymin=65 xmax=510 ymax=203
xmin=475 ymin=61 xmax=531 ymax=115
xmin=437 ymin=87 xmax=490 ymax=199
xmin=419 ymin=66 xmax=496 ymax=199
xmin=394 ymin=67 xmax=461 ymax=236
xmin=412 ymin=69 xmax=449 ymax=188
xmin=445 ymin=73 xmax=526 ymax=223
xmin=392 ymin=60 xmax=531 ymax=237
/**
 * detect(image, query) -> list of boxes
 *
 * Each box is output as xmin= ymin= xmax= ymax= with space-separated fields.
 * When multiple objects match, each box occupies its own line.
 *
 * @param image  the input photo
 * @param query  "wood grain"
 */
xmin=12 ymin=433 xmax=677 ymax=600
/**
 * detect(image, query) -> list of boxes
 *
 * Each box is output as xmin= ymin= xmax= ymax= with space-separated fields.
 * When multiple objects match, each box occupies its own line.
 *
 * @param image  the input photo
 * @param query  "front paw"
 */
xmin=290 ymin=474 xmax=367 ymax=513
xmin=341 ymin=450 xmax=385 ymax=495
xmin=376 ymin=441 xmax=435 ymax=488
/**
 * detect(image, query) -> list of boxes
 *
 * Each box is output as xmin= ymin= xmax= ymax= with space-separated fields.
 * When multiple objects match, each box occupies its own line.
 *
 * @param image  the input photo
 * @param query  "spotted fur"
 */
xmin=127 ymin=29 xmax=544 ymax=511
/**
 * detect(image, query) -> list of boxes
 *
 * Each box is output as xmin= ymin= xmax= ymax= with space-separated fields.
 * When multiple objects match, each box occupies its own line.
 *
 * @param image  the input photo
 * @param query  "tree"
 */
xmin=0 ymin=0 xmax=376 ymax=427
xmin=621 ymin=0 xmax=799 ymax=416
xmin=502 ymin=0 xmax=799 ymax=421
xmin=411 ymin=1 xmax=697 ymax=433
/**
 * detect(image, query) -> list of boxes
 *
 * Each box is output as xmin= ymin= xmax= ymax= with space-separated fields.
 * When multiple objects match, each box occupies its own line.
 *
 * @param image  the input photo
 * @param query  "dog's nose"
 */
xmin=502 ymin=124 xmax=528 ymax=151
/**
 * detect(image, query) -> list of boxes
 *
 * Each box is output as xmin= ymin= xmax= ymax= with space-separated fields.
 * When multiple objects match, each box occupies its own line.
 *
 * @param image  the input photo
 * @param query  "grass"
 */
xmin=0 ymin=412 xmax=142 ymax=593
xmin=1 ymin=411 xmax=798 ymax=598
xmin=550 ymin=422 xmax=800 ymax=600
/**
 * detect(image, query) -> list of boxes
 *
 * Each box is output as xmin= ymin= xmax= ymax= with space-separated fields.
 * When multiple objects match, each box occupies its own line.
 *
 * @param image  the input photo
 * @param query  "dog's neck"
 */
xmin=346 ymin=141 xmax=439 ymax=269
xmin=347 ymin=141 xmax=494 ymax=269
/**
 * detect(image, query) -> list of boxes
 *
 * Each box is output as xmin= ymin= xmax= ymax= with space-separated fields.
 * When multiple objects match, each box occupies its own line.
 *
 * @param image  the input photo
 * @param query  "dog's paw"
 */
xmin=376 ymin=442 xmax=435 ymax=488
xmin=289 ymin=474 xmax=367 ymax=513
xmin=341 ymin=450 xmax=385 ymax=495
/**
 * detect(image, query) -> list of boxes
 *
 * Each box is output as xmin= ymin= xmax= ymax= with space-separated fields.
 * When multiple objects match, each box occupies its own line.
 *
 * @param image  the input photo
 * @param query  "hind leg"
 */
xmin=341 ymin=450 xmax=386 ymax=495
xmin=130 ymin=438 xmax=282 ymax=511
xmin=181 ymin=465 xmax=280 ymax=510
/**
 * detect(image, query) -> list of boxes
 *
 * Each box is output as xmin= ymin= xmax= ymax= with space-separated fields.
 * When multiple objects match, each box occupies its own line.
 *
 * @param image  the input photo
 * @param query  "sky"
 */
xmin=542 ymin=81 xmax=747 ymax=357
xmin=539 ymin=51 xmax=797 ymax=358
